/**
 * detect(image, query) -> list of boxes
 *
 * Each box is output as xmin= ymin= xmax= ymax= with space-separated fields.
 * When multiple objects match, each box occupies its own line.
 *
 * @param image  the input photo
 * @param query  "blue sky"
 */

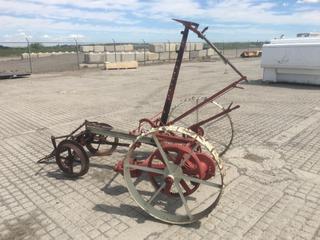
xmin=1 ymin=0 xmax=320 ymax=43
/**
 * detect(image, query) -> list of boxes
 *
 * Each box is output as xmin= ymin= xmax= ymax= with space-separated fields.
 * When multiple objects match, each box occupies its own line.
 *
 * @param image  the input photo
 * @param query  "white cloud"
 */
xmin=68 ymin=34 xmax=85 ymax=40
xmin=297 ymin=0 xmax=320 ymax=3
xmin=0 ymin=0 xmax=320 ymax=42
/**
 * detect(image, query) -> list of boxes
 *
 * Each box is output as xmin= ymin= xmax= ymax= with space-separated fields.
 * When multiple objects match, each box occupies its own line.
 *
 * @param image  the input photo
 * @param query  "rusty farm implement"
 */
xmin=39 ymin=19 xmax=247 ymax=224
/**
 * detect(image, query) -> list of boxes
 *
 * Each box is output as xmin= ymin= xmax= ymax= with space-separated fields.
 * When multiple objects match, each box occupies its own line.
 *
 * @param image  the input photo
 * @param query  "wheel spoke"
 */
xmin=96 ymin=143 xmax=101 ymax=151
xmin=67 ymin=149 xmax=72 ymax=157
xmin=179 ymin=142 xmax=200 ymax=167
xmin=148 ymin=181 xmax=166 ymax=204
xmin=182 ymin=175 xmax=222 ymax=189
xmin=174 ymin=181 xmax=193 ymax=220
xmin=152 ymin=134 xmax=173 ymax=173
xmin=125 ymin=163 xmax=166 ymax=175
xmin=180 ymin=179 xmax=192 ymax=193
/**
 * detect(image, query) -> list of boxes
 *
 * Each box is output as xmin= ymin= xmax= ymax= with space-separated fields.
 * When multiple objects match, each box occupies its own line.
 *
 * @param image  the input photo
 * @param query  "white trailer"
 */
xmin=261 ymin=38 xmax=320 ymax=85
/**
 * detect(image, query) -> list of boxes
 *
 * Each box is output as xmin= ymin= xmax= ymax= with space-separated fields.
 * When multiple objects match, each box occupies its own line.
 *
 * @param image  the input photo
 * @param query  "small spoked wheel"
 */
xmin=123 ymin=126 xmax=224 ymax=225
xmin=86 ymin=125 xmax=119 ymax=156
xmin=55 ymin=140 xmax=89 ymax=177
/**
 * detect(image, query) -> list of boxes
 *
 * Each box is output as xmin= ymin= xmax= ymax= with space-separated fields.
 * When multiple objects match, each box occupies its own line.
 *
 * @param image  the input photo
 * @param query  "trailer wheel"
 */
xmin=86 ymin=134 xmax=119 ymax=156
xmin=55 ymin=140 xmax=89 ymax=177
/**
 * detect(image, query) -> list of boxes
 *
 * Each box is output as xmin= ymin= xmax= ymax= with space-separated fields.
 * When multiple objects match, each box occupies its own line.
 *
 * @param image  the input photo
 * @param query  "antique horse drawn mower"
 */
xmin=40 ymin=19 xmax=246 ymax=224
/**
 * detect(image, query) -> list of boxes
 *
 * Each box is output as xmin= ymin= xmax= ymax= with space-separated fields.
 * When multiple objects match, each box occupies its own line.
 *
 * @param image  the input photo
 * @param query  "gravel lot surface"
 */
xmin=0 ymin=59 xmax=320 ymax=240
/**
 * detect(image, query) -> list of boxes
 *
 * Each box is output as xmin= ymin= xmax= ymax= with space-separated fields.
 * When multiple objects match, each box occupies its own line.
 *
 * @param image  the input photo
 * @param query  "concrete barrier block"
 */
xmin=186 ymin=43 xmax=194 ymax=51
xmin=54 ymin=51 xmax=64 ymax=55
xmin=31 ymin=53 xmax=38 ymax=58
xmin=104 ymin=45 xmax=115 ymax=52
xmin=169 ymin=51 xmax=178 ymax=60
xmin=105 ymin=52 xmax=121 ymax=62
xmin=176 ymin=43 xmax=193 ymax=51
xmin=86 ymin=53 xmax=104 ymax=63
xmin=84 ymin=53 xmax=89 ymax=63
xmin=159 ymin=52 xmax=170 ymax=60
xmin=147 ymin=52 xmax=159 ymax=61
xmin=121 ymin=52 xmax=135 ymax=61
xmin=194 ymin=43 xmax=204 ymax=50
xmin=207 ymin=48 xmax=214 ymax=56
xmin=80 ymin=45 xmax=94 ymax=52
xmin=165 ymin=43 xmax=176 ymax=52
xmin=189 ymin=51 xmax=199 ymax=59
xmin=124 ymin=44 xmax=134 ymax=52
xmin=135 ymin=51 xmax=145 ymax=62
xmin=183 ymin=51 xmax=190 ymax=60
xmin=38 ymin=52 xmax=51 ymax=58
xmin=94 ymin=45 xmax=105 ymax=52
xmin=149 ymin=43 xmax=165 ymax=53
xmin=21 ymin=53 xmax=29 ymax=59
xmin=115 ymin=45 xmax=125 ymax=51
xmin=199 ymin=49 xmax=207 ymax=57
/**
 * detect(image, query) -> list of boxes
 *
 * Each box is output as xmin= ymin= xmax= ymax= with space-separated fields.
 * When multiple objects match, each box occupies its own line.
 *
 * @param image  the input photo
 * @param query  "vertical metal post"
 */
xmin=112 ymin=39 xmax=117 ymax=62
xmin=168 ymin=40 xmax=170 ymax=62
xmin=74 ymin=38 xmax=80 ymax=70
xmin=160 ymin=26 xmax=189 ymax=125
xmin=196 ymin=98 xmax=199 ymax=123
xmin=222 ymin=41 xmax=225 ymax=55
xmin=142 ymin=39 xmax=146 ymax=65
xmin=26 ymin=38 xmax=32 ymax=73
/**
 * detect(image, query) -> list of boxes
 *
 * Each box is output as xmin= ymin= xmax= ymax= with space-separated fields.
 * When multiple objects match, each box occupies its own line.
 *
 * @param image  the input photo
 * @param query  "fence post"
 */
xmin=168 ymin=40 xmax=170 ymax=62
xmin=222 ymin=41 xmax=225 ymax=55
xmin=26 ymin=38 xmax=32 ymax=73
xmin=74 ymin=38 xmax=80 ymax=70
xmin=112 ymin=39 xmax=117 ymax=62
xmin=142 ymin=39 xmax=146 ymax=65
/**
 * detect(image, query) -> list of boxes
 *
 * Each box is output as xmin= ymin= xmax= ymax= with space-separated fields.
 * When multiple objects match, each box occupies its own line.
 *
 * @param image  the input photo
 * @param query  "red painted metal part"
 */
xmin=113 ymin=140 xmax=216 ymax=197
xmin=167 ymin=77 xmax=246 ymax=126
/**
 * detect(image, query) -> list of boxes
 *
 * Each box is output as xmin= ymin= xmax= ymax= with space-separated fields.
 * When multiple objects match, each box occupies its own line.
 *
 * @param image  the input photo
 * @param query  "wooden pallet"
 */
xmin=105 ymin=61 xmax=138 ymax=70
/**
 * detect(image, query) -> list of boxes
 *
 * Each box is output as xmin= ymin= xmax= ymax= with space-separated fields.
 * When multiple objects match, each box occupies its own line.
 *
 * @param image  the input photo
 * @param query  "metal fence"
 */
xmin=0 ymin=40 xmax=264 ymax=74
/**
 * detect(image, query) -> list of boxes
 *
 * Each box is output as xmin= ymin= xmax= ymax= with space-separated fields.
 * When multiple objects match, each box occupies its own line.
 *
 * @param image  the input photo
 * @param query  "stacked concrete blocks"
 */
xmin=94 ymin=45 xmax=105 ymax=52
xmin=81 ymin=42 xmax=215 ymax=67
xmin=121 ymin=52 xmax=135 ymax=62
xmin=149 ymin=43 xmax=166 ymax=53
xmin=84 ymin=52 xmax=104 ymax=64
xmin=104 ymin=45 xmax=115 ymax=52
xmin=147 ymin=52 xmax=159 ymax=61
xmin=160 ymin=52 xmax=170 ymax=60
xmin=80 ymin=44 xmax=134 ymax=53
xmin=80 ymin=45 xmax=94 ymax=52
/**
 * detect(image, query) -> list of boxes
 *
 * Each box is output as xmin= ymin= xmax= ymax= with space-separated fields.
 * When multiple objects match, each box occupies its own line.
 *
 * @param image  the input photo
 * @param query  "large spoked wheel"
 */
xmin=169 ymin=96 xmax=234 ymax=156
xmin=55 ymin=140 xmax=89 ymax=177
xmin=123 ymin=126 xmax=224 ymax=225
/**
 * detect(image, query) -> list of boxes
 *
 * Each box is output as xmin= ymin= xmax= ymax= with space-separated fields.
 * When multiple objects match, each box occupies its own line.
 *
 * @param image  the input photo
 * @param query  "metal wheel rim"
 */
xmin=56 ymin=140 xmax=89 ymax=177
xmin=86 ymin=135 xmax=119 ymax=156
xmin=123 ymin=125 xmax=224 ymax=224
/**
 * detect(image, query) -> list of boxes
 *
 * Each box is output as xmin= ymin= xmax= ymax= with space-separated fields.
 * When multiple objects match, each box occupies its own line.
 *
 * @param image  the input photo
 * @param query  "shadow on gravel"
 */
xmin=46 ymin=170 xmax=79 ymax=181
xmin=246 ymin=79 xmax=320 ymax=90
xmin=93 ymin=203 xmax=201 ymax=228
xmin=94 ymin=203 xmax=157 ymax=224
